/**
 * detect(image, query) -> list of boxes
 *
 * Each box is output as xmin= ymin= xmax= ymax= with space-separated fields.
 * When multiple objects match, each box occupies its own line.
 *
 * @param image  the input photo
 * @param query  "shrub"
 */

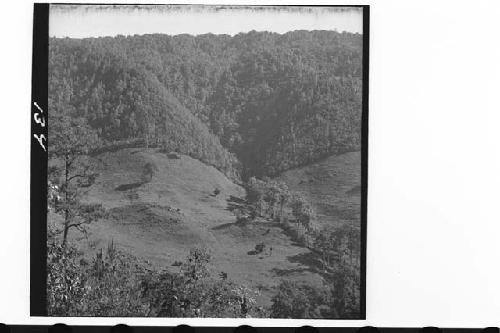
xmin=47 ymin=242 xmax=87 ymax=316
xmin=48 ymin=240 xmax=149 ymax=316
xmin=255 ymin=242 xmax=266 ymax=254
xmin=142 ymin=162 xmax=158 ymax=183
xmin=235 ymin=209 xmax=249 ymax=224
xmin=181 ymin=248 xmax=211 ymax=282
xmin=270 ymin=280 xmax=327 ymax=319
xmin=141 ymin=249 xmax=265 ymax=318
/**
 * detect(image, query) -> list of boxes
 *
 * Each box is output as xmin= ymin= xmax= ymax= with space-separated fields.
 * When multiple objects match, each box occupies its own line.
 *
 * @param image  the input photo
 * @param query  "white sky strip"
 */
xmin=49 ymin=5 xmax=363 ymax=38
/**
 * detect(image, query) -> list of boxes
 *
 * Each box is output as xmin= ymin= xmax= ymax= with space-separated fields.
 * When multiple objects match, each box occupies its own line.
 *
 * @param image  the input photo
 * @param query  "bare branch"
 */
xmin=67 ymin=174 xmax=87 ymax=182
xmin=66 ymin=222 xmax=83 ymax=229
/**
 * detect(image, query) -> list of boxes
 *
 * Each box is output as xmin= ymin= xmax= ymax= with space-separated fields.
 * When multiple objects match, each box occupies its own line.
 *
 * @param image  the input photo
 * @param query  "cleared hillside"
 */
xmin=278 ymin=151 xmax=361 ymax=230
xmin=60 ymin=148 xmax=325 ymax=307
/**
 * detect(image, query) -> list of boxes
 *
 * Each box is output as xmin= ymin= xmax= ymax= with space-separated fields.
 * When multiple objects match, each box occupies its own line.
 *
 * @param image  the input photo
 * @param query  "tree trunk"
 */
xmin=62 ymin=154 xmax=70 ymax=247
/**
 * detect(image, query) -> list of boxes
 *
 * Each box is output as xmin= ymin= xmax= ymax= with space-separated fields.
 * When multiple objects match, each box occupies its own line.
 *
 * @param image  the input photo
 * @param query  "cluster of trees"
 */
xmin=270 ymin=280 xmax=330 ymax=318
xmin=48 ymin=234 xmax=358 ymax=318
xmin=246 ymin=177 xmax=291 ymax=221
xmin=244 ymin=177 xmax=361 ymax=318
xmin=48 ymin=235 xmax=265 ymax=317
xmin=49 ymin=30 xmax=362 ymax=179
xmin=246 ymin=177 xmax=318 ymax=240
xmin=142 ymin=248 xmax=265 ymax=317
xmin=47 ymin=240 xmax=149 ymax=316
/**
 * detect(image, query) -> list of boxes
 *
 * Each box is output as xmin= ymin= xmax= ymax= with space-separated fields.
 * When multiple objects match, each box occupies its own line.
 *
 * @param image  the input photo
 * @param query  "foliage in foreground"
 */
xmin=47 ymin=241 xmax=149 ymax=316
xmin=48 ymin=236 xmax=359 ymax=318
xmin=47 ymin=241 xmax=265 ymax=317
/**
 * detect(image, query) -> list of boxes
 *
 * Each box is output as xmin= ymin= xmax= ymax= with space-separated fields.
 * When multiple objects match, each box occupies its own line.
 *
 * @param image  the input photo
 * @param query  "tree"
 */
xmin=315 ymin=231 xmax=334 ymax=271
xmin=265 ymin=181 xmax=290 ymax=221
xmin=181 ymin=248 xmax=211 ymax=283
xmin=246 ymin=177 xmax=266 ymax=217
xmin=49 ymin=91 xmax=104 ymax=246
xmin=142 ymin=162 xmax=157 ymax=183
xmin=330 ymin=261 xmax=361 ymax=319
xmin=290 ymin=194 xmax=315 ymax=231
xmin=270 ymin=280 xmax=325 ymax=318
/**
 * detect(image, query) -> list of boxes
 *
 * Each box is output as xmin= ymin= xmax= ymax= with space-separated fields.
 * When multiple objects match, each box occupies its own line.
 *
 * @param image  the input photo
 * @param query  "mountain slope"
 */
xmin=49 ymin=42 xmax=240 ymax=179
xmin=61 ymin=148 xmax=324 ymax=307
xmin=278 ymin=151 xmax=361 ymax=231
xmin=49 ymin=30 xmax=362 ymax=178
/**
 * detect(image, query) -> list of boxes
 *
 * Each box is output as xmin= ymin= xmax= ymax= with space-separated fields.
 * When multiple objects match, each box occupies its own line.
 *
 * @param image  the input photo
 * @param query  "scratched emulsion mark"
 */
xmin=49 ymin=4 xmax=363 ymax=38
xmin=33 ymin=101 xmax=46 ymax=152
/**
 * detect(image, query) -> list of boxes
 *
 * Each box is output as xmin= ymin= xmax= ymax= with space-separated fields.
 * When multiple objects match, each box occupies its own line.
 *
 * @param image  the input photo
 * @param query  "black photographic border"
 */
xmin=31 ymin=2 xmax=49 ymax=317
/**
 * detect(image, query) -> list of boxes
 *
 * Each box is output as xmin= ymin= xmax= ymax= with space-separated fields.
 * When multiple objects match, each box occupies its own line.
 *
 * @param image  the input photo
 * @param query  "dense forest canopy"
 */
xmin=49 ymin=30 xmax=363 ymax=179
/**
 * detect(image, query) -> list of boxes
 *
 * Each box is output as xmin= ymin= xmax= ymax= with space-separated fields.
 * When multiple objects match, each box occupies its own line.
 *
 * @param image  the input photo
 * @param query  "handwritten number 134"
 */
xmin=33 ymin=102 xmax=46 ymax=152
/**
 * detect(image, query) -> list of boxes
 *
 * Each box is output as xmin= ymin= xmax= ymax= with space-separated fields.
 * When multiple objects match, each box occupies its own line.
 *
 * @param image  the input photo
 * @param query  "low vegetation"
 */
xmin=244 ymin=177 xmax=361 ymax=318
xmin=48 ymin=234 xmax=265 ymax=317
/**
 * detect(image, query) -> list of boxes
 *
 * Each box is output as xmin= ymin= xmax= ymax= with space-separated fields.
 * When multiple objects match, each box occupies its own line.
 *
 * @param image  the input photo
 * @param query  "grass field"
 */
xmin=278 ymin=151 xmax=362 ymax=232
xmin=52 ymin=148 xmax=361 ymax=308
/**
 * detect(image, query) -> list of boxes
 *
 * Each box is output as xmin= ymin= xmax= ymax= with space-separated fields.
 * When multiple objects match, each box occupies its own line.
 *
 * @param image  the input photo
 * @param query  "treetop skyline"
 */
xmin=50 ymin=5 xmax=363 ymax=38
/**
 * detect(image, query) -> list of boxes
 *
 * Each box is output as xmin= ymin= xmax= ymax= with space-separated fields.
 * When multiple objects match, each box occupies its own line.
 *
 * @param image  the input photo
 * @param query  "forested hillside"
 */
xmin=49 ymin=30 xmax=362 ymax=178
xmin=48 ymin=29 xmax=363 ymax=318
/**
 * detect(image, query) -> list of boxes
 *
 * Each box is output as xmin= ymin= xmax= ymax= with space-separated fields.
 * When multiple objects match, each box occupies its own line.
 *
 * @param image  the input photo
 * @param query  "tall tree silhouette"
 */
xmin=48 ymin=81 xmax=104 ymax=246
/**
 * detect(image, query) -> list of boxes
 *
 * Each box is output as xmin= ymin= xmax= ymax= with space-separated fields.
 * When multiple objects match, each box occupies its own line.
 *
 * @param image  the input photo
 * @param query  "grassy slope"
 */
xmin=278 ymin=151 xmax=361 ymax=231
xmin=55 ymin=149 xmax=361 ymax=308
xmin=60 ymin=148 xmax=324 ymax=307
